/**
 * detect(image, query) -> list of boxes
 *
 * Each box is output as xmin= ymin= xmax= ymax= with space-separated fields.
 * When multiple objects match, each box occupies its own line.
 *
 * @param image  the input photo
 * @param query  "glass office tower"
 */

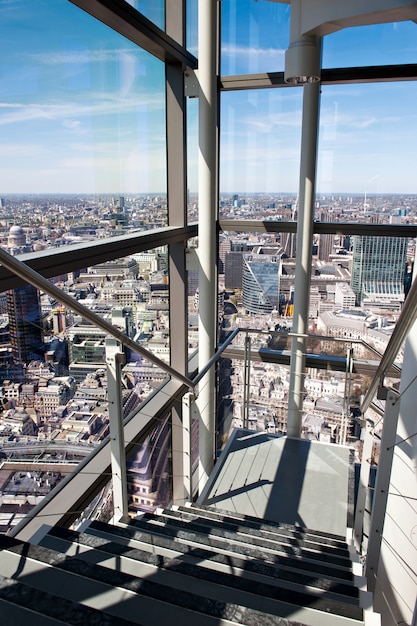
xmin=242 ymin=250 xmax=281 ymax=314
xmin=351 ymin=235 xmax=408 ymax=306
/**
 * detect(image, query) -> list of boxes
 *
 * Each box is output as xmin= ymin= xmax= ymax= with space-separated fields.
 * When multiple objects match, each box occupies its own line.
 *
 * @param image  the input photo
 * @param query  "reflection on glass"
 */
xmin=221 ymin=0 xmax=289 ymax=75
xmin=220 ymin=90 xmax=302 ymax=202
xmin=0 ymin=245 xmax=171 ymax=529
xmin=323 ymin=22 xmax=417 ymax=68
xmin=0 ymin=0 xmax=166 ymax=197
xmin=317 ymin=82 xmax=417 ymax=203
xmin=126 ymin=415 xmax=172 ymax=514
xmin=186 ymin=0 xmax=198 ymax=56
xmin=124 ymin=0 xmax=164 ymax=31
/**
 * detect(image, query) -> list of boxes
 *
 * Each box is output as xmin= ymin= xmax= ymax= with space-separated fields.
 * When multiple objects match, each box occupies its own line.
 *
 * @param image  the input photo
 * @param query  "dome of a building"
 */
xmin=9 ymin=224 xmax=24 ymax=235
xmin=8 ymin=224 xmax=26 ymax=247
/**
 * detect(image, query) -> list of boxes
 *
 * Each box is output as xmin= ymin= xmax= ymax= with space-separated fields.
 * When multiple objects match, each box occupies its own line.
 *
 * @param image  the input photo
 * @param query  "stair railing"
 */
xmin=354 ymin=271 xmax=417 ymax=554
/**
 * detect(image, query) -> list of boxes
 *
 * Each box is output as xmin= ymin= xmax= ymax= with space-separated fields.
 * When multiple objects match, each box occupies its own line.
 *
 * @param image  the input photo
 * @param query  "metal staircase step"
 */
xmin=87 ymin=519 xmax=356 ymax=583
xmin=0 ymin=572 xmax=134 ymax=626
xmin=43 ymin=525 xmax=360 ymax=610
xmin=0 ymin=534 xmax=235 ymax=626
xmin=0 ymin=533 xmax=359 ymax=626
xmin=116 ymin=514 xmax=353 ymax=572
xmin=155 ymin=508 xmax=351 ymax=560
xmin=187 ymin=503 xmax=349 ymax=548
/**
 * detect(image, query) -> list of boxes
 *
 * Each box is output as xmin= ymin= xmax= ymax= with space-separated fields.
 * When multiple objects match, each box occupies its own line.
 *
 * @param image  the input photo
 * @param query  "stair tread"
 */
xmin=113 ymin=515 xmax=353 ymax=571
xmin=0 ymin=572 xmax=135 ymax=626
xmin=45 ymin=526 xmax=360 ymax=609
xmin=88 ymin=519 xmax=355 ymax=582
xmin=192 ymin=503 xmax=347 ymax=545
xmin=154 ymin=509 xmax=351 ymax=559
xmin=0 ymin=534 xmax=359 ymax=625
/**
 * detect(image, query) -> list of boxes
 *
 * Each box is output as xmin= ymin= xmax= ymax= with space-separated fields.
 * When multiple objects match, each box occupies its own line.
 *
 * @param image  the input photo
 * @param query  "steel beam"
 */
xmin=69 ymin=0 xmax=197 ymax=68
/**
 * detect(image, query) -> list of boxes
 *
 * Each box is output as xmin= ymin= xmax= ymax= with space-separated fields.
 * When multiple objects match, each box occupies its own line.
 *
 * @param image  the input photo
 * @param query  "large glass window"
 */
xmin=124 ymin=1 xmax=164 ymax=31
xmin=220 ymin=90 xmax=302 ymax=203
xmin=186 ymin=0 xmax=198 ymax=56
xmin=317 ymin=82 xmax=417 ymax=204
xmin=0 ymin=0 xmax=166 ymax=203
xmin=221 ymin=0 xmax=289 ymax=75
xmin=323 ymin=21 xmax=417 ymax=68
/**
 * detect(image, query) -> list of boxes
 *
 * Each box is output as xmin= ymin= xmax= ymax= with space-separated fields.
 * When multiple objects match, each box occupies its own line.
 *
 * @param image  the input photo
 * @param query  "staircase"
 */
xmin=0 ymin=503 xmax=379 ymax=625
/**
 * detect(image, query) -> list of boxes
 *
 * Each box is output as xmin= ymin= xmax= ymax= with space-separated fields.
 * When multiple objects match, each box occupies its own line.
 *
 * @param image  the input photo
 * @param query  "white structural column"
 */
xmin=196 ymin=0 xmax=218 ymax=492
xmin=287 ymin=78 xmax=321 ymax=437
xmin=105 ymin=339 xmax=129 ymax=522
xmin=166 ymin=0 xmax=191 ymax=506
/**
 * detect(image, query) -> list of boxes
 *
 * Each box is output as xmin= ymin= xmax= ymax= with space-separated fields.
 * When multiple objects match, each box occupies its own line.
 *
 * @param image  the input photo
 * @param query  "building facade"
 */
xmin=242 ymin=249 xmax=281 ymax=314
xmin=351 ymin=235 xmax=408 ymax=306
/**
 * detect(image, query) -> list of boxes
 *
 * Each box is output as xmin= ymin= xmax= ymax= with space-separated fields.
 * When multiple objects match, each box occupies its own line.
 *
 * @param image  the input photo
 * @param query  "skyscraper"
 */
xmin=351 ymin=235 xmax=408 ymax=306
xmin=318 ymin=210 xmax=334 ymax=261
xmin=242 ymin=248 xmax=281 ymax=314
xmin=7 ymin=285 xmax=44 ymax=373
xmin=5 ymin=225 xmax=44 ymax=377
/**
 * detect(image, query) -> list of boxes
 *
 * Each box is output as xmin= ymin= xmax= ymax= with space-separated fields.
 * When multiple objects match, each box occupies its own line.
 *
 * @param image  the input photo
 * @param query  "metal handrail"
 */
xmin=0 ymin=247 xmax=194 ymax=389
xmin=361 ymin=273 xmax=417 ymax=414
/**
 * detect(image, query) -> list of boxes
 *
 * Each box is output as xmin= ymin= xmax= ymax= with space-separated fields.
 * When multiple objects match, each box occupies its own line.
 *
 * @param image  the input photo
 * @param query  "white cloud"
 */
xmin=0 ymin=93 xmax=165 ymax=126
xmin=62 ymin=119 xmax=82 ymax=129
xmin=30 ymin=49 xmax=137 ymax=65
xmin=222 ymin=43 xmax=285 ymax=62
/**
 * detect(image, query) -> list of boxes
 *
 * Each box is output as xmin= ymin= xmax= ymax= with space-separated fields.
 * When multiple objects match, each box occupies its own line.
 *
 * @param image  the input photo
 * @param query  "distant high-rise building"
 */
xmin=242 ymin=248 xmax=281 ymax=314
xmin=225 ymin=251 xmax=244 ymax=290
xmin=280 ymin=231 xmax=296 ymax=258
xmin=351 ymin=235 xmax=407 ymax=306
xmin=7 ymin=285 xmax=44 ymax=373
xmin=4 ymin=225 xmax=44 ymax=377
xmin=218 ymin=237 xmax=231 ymax=274
xmin=318 ymin=211 xmax=334 ymax=261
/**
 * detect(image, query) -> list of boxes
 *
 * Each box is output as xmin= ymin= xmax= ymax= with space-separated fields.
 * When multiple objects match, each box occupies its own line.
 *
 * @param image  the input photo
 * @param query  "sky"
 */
xmin=0 ymin=0 xmax=416 ymax=195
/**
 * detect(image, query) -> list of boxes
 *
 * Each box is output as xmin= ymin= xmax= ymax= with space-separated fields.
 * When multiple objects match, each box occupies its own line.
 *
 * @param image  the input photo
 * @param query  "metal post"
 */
xmin=166 ymin=0 xmax=190 ymax=507
xmin=287 ymin=76 xmax=321 ymax=438
xmin=105 ymin=339 xmax=129 ymax=523
xmin=243 ymin=334 xmax=251 ymax=429
xmin=340 ymin=346 xmax=353 ymax=446
xmin=181 ymin=392 xmax=195 ymax=501
xmin=196 ymin=0 xmax=218 ymax=493
xmin=354 ymin=417 xmax=375 ymax=551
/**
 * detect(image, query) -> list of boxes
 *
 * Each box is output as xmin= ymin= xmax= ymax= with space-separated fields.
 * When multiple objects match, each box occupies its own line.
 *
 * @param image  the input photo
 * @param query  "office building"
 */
xmin=0 ymin=2 xmax=416 ymax=625
xmin=242 ymin=248 xmax=281 ymax=314
xmin=351 ymin=235 xmax=408 ymax=306
xmin=6 ymin=285 xmax=44 ymax=374
xmin=318 ymin=210 xmax=334 ymax=261
xmin=3 ymin=225 xmax=44 ymax=377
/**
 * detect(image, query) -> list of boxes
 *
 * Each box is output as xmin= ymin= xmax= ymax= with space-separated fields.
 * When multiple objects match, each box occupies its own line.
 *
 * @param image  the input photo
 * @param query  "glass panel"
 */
xmin=187 ymin=239 xmax=199 ymax=357
xmin=126 ymin=414 xmax=172 ymax=515
xmin=186 ymin=0 xmax=198 ymax=57
xmin=124 ymin=0 xmax=164 ymax=31
xmin=217 ymin=332 xmax=401 ymax=453
xmin=317 ymin=82 xmax=417 ymax=210
xmin=187 ymin=98 xmax=199 ymax=222
xmin=0 ymin=241 xmax=171 ymax=531
xmin=0 ymin=0 xmax=166 ymax=204
xmin=221 ymin=0 xmax=290 ymax=75
xmin=323 ymin=21 xmax=417 ymax=68
xmin=220 ymin=90 xmax=302 ymax=203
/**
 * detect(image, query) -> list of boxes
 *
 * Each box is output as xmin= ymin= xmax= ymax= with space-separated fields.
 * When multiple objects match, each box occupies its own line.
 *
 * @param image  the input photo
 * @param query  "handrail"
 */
xmin=192 ymin=327 xmax=240 ymax=386
xmin=361 ymin=273 xmax=417 ymax=414
xmin=0 ymin=247 xmax=194 ymax=389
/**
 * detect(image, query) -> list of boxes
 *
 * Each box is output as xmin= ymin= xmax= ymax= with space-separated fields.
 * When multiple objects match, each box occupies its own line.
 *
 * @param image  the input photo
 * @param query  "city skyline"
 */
xmin=0 ymin=0 xmax=416 ymax=195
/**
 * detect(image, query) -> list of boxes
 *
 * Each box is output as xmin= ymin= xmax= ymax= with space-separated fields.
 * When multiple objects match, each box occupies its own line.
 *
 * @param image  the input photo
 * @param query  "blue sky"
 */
xmin=0 ymin=0 xmax=416 ymax=195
